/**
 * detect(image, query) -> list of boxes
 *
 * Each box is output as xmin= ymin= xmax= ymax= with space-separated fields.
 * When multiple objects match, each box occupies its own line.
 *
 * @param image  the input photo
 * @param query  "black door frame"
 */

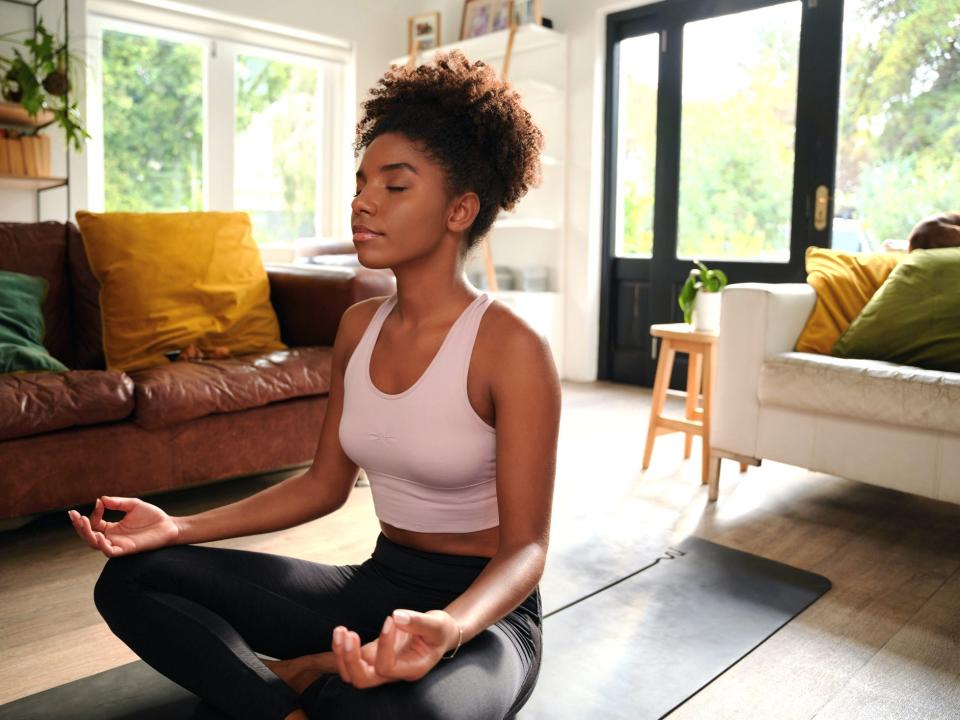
xmin=598 ymin=0 xmax=845 ymax=385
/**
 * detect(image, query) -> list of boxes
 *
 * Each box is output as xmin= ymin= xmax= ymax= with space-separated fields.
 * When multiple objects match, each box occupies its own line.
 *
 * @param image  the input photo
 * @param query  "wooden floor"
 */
xmin=1 ymin=380 xmax=959 ymax=718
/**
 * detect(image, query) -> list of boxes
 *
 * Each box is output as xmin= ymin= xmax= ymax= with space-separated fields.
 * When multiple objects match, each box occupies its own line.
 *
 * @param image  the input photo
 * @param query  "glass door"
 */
xmin=600 ymin=0 xmax=843 ymax=385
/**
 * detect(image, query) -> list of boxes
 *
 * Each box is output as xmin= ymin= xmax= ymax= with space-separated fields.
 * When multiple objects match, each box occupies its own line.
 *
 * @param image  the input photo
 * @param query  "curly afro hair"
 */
xmin=355 ymin=50 xmax=543 ymax=253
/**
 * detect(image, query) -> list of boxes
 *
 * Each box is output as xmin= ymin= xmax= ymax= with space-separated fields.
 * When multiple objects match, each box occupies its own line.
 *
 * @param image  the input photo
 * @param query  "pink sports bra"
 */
xmin=339 ymin=292 xmax=499 ymax=533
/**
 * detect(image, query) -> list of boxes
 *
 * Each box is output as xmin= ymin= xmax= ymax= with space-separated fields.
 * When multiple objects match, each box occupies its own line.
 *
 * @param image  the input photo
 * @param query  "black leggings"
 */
xmin=93 ymin=532 xmax=542 ymax=720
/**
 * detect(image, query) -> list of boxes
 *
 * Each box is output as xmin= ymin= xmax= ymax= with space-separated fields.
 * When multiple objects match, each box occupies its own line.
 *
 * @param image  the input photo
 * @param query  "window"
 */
xmin=234 ymin=52 xmax=323 ymax=246
xmin=833 ymin=0 xmax=960 ymax=250
xmin=676 ymin=3 xmax=801 ymax=262
xmin=86 ymin=10 xmax=349 ymax=256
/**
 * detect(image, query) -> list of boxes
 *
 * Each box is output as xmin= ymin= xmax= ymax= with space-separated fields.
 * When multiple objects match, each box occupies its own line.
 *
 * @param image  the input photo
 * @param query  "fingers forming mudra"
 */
xmin=331 ymin=609 xmax=456 ymax=689
xmin=66 ymin=496 xmax=180 ymax=558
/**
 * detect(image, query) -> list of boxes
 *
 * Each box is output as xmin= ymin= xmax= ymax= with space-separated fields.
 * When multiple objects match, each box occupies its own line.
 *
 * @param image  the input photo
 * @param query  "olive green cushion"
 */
xmin=833 ymin=247 xmax=960 ymax=372
xmin=0 ymin=270 xmax=69 ymax=373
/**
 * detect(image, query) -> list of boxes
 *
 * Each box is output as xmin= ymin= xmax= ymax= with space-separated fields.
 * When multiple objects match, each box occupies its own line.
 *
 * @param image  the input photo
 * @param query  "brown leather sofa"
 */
xmin=0 ymin=221 xmax=394 ymax=527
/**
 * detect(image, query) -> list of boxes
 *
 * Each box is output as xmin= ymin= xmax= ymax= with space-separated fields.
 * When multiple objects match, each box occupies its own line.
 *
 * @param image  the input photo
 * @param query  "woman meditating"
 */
xmin=68 ymin=50 xmax=561 ymax=720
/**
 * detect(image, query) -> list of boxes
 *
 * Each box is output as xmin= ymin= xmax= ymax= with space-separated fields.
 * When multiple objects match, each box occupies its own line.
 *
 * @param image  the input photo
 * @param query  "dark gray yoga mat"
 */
xmin=522 ymin=536 xmax=831 ymax=719
xmin=0 ymin=537 xmax=828 ymax=720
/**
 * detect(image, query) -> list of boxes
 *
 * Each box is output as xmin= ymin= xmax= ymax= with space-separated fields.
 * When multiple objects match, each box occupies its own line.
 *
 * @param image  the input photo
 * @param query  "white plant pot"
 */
xmin=692 ymin=290 xmax=722 ymax=332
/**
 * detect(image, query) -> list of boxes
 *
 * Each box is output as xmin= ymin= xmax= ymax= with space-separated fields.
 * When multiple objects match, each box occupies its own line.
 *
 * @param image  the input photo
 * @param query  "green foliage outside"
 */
xmin=234 ymin=54 xmax=319 ymax=245
xmin=102 ymin=32 xmax=320 ymax=244
xmin=676 ymin=23 xmax=797 ymax=261
xmin=102 ymin=30 xmax=203 ymax=212
xmin=618 ymin=0 xmax=960 ymax=258
xmin=620 ymin=70 xmax=657 ymax=256
xmin=837 ymin=0 xmax=960 ymax=242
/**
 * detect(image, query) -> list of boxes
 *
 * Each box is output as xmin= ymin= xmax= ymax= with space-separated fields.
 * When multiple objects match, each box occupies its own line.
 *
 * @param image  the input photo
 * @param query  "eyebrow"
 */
xmin=355 ymin=162 xmax=419 ymax=180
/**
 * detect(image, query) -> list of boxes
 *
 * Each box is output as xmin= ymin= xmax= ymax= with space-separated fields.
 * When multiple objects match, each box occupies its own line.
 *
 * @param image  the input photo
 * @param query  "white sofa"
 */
xmin=709 ymin=283 xmax=960 ymax=504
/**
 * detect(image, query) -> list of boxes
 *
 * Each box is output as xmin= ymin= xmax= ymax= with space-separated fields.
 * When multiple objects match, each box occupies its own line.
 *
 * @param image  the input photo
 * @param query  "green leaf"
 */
xmin=678 ymin=275 xmax=698 ymax=324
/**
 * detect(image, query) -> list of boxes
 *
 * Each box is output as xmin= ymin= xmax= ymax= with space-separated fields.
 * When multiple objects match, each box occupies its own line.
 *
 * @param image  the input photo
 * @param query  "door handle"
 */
xmin=814 ymin=185 xmax=830 ymax=231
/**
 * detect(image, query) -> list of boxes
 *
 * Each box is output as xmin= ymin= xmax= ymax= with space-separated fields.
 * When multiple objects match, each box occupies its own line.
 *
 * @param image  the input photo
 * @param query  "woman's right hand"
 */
xmin=67 ymin=496 xmax=182 ymax=557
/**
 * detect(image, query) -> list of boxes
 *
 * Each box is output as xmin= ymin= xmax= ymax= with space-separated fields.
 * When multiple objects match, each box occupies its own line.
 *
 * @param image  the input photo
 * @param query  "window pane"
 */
xmin=834 ymin=0 xmax=960 ymax=251
xmin=677 ymin=2 xmax=801 ymax=262
xmin=615 ymin=33 xmax=659 ymax=258
xmin=234 ymin=54 xmax=320 ymax=245
xmin=102 ymin=29 xmax=204 ymax=211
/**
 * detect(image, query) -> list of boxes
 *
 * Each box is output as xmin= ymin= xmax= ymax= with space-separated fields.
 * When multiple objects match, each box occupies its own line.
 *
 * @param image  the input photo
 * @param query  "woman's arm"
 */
xmin=439 ymin=315 xmax=561 ymax=651
xmin=175 ymin=301 xmax=376 ymax=545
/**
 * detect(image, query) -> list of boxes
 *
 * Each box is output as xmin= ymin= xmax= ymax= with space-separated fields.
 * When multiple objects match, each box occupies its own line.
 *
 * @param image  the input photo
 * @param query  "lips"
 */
xmin=352 ymin=224 xmax=383 ymax=242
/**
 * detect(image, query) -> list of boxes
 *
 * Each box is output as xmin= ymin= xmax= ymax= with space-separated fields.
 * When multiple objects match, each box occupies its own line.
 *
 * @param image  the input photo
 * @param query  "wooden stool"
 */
xmin=642 ymin=323 xmax=730 ymax=489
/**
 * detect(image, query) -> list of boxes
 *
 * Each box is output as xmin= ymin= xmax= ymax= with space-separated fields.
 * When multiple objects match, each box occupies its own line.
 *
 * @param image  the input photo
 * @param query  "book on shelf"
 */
xmin=0 ymin=135 xmax=52 ymax=177
xmin=21 ymin=136 xmax=38 ymax=176
xmin=6 ymin=138 xmax=25 ymax=175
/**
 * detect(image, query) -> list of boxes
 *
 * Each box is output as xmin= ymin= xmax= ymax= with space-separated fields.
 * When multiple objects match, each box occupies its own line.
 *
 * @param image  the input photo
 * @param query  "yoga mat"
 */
xmin=0 ymin=537 xmax=828 ymax=720
xmin=0 ymin=658 xmax=223 ymax=720
xmin=521 ymin=536 xmax=831 ymax=719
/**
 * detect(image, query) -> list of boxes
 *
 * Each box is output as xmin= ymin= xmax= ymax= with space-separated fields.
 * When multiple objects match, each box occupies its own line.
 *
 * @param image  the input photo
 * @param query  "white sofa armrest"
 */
xmin=712 ymin=283 xmax=816 ymax=458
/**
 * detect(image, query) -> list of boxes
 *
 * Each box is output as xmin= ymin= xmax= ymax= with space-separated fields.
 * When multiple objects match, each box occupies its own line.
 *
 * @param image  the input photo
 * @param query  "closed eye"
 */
xmin=352 ymin=187 xmax=407 ymax=197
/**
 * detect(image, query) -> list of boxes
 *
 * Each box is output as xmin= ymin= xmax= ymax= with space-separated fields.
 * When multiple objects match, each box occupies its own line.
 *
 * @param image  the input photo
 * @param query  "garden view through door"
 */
xmin=605 ymin=0 xmax=806 ymax=385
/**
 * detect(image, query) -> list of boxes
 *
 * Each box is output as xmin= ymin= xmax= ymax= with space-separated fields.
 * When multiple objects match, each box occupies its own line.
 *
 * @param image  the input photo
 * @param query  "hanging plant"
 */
xmin=0 ymin=18 xmax=90 ymax=151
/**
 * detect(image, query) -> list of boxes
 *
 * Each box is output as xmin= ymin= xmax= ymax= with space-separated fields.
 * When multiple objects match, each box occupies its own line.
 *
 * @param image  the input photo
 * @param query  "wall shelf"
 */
xmin=0 ymin=101 xmax=55 ymax=130
xmin=0 ymin=0 xmax=72 ymax=222
xmin=0 ymin=174 xmax=67 ymax=190
xmin=389 ymin=24 xmax=563 ymax=67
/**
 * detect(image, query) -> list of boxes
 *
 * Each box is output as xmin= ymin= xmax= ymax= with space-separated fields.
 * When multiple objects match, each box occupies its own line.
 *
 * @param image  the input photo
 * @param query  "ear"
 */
xmin=446 ymin=191 xmax=481 ymax=234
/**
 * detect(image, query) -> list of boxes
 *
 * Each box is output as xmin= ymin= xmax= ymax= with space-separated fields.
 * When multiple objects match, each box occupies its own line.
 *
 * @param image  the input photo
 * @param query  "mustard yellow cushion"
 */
xmin=795 ymin=246 xmax=903 ymax=355
xmin=76 ymin=211 xmax=285 ymax=372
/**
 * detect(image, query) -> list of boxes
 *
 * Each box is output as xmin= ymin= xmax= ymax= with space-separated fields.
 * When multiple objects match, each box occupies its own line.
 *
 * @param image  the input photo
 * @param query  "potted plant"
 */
xmin=678 ymin=260 xmax=728 ymax=332
xmin=0 ymin=18 xmax=90 ymax=151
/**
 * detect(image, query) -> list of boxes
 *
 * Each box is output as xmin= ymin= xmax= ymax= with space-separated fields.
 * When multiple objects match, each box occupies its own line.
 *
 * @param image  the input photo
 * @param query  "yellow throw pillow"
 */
xmin=76 ymin=210 xmax=285 ymax=372
xmin=795 ymin=246 xmax=902 ymax=355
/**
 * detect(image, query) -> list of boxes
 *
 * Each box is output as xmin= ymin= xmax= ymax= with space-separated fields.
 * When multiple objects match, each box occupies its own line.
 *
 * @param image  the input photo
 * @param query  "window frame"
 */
xmin=84 ymin=2 xmax=354 ymax=248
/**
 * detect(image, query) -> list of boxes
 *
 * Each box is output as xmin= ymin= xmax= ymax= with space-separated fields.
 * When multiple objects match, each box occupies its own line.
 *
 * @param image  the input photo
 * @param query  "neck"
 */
xmin=388 ymin=234 xmax=478 ymax=328
xmin=392 ymin=272 xmax=478 ymax=329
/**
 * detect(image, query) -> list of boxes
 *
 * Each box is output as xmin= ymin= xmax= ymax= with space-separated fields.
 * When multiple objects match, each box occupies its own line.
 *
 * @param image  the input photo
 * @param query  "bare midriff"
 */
xmin=379 ymin=521 xmax=500 ymax=559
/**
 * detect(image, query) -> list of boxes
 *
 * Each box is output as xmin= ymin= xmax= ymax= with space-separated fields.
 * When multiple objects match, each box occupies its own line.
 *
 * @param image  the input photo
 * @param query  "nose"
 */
xmin=351 ymin=187 xmax=376 ymax=216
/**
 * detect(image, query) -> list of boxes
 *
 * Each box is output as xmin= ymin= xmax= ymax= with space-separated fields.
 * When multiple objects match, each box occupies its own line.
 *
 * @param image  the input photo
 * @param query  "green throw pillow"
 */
xmin=0 ymin=270 xmax=69 ymax=374
xmin=833 ymin=247 xmax=960 ymax=372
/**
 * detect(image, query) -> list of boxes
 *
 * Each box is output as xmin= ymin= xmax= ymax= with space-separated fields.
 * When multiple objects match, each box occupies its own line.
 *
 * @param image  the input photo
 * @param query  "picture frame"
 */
xmin=512 ymin=0 xmax=542 ymax=27
xmin=408 ymin=12 xmax=441 ymax=54
xmin=460 ymin=0 xmax=515 ymax=40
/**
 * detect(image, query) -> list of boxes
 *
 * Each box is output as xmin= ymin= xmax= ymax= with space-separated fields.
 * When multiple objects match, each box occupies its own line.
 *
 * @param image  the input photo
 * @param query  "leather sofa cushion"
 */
xmin=129 ymin=347 xmax=333 ymax=430
xmin=0 ymin=222 xmax=74 ymax=367
xmin=759 ymin=352 xmax=960 ymax=434
xmin=0 ymin=370 xmax=135 ymax=440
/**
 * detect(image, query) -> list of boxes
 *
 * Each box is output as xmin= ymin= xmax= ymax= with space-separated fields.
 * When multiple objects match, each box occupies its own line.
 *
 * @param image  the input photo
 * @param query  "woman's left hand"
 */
xmin=332 ymin=609 xmax=460 ymax=689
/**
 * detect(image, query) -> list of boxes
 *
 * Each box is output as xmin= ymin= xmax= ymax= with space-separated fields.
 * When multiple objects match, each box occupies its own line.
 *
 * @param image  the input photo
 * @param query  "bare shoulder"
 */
xmin=477 ymin=298 xmax=559 ymax=381
xmin=334 ymin=295 xmax=393 ymax=363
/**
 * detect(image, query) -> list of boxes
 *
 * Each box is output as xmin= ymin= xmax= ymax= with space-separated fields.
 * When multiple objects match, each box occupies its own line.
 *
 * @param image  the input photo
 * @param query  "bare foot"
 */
xmin=262 ymin=654 xmax=335 ymax=695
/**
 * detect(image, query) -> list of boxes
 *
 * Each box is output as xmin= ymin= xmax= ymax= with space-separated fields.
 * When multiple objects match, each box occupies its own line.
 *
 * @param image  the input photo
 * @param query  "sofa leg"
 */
xmin=708 ymin=456 xmax=721 ymax=502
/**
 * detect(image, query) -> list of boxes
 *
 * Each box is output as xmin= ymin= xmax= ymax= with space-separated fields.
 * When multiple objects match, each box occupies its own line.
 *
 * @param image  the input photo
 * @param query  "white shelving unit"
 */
xmin=389 ymin=24 xmax=567 ymax=375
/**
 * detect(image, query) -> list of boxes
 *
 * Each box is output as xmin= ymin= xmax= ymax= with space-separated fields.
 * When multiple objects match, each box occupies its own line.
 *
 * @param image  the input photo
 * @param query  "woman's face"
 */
xmin=351 ymin=132 xmax=469 ymax=269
